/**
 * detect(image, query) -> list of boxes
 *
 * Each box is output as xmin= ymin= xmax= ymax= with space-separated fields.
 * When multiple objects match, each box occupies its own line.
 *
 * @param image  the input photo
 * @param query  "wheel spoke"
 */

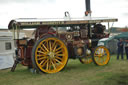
xmin=36 ymin=54 xmax=46 ymax=57
xmin=37 ymin=57 xmax=47 ymax=61
xmin=94 ymin=54 xmax=102 ymax=57
xmin=53 ymin=44 xmax=57 ymax=52
xmin=49 ymin=59 xmax=52 ymax=70
xmin=49 ymin=41 xmax=52 ymax=51
xmin=55 ymin=46 xmax=62 ymax=52
xmin=46 ymin=40 xmax=49 ymax=50
xmin=55 ymin=50 xmax=63 ymax=54
xmin=102 ymin=58 xmax=105 ymax=63
xmin=39 ymin=59 xmax=45 ymax=65
xmin=97 ymin=49 xmax=101 ymax=54
xmin=100 ymin=49 xmax=107 ymax=63
xmin=96 ymin=57 xmax=101 ymax=62
xmin=51 ymin=60 xmax=56 ymax=70
xmin=37 ymin=51 xmax=47 ymax=55
xmin=101 ymin=56 xmax=105 ymax=63
xmin=40 ymin=45 xmax=47 ymax=52
xmin=53 ymin=59 xmax=57 ymax=66
xmin=46 ymin=59 xmax=49 ymax=71
xmin=52 ymin=41 xmax=57 ymax=49
xmin=42 ymin=44 xmax=49 ymax=52
xmin=55 ymin=56 xmax=63 ymax=60
xmin=102 ymin=49 xmax=105 ymax=55
xmin=55 ymin=59 xmax=63 ymax=65
xmin=40 ymin=59 xmax=48 ymax=67
xmin=56 ymin=54 xmax=64 ymax=56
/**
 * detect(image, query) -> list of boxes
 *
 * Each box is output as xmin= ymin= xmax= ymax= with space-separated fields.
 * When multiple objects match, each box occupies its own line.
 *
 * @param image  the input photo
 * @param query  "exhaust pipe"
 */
xmin=85 ymin=0 xmax=91 ymax=16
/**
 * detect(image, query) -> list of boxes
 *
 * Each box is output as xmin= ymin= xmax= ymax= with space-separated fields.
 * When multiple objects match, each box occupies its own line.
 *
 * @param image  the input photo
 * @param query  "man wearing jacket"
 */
xmin=125 ymin=39 xmax=128 ymax=60
xmin=117 ymin=38 xmax=124 ymax=60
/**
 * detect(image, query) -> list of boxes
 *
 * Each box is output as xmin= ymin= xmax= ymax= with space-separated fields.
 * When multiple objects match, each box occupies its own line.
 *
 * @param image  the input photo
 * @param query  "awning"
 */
xmin=8 ymin=17 xmax=118 ymax=29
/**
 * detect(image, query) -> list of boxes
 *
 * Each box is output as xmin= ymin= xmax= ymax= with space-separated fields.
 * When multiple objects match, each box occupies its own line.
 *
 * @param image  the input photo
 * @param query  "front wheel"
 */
xmin=32 ymin=36 xmax=68 ymax=74
xmin=92 ymin=46 xmax=110 ymax=66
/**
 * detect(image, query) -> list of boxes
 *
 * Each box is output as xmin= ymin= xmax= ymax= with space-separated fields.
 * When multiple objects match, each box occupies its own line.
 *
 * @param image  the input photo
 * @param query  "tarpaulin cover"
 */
xmin=0 ymin=53 xmax=14 ymax=70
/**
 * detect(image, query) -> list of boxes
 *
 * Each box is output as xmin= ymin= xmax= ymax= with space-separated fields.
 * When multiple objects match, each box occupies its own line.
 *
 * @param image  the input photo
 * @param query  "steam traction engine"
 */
xmin=8 ymin=0 xmax=118 ymax=73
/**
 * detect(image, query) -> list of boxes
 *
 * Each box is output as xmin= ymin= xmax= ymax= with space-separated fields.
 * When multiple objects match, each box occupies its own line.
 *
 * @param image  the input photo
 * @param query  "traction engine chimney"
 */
xmin=85 ymin=0 xmax=91 ymax=16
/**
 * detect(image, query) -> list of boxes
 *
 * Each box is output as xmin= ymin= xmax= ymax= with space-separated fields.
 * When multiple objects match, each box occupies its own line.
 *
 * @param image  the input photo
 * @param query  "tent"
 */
xmin=0 ymin=32 xmax=15 ymax=70
xmin=114 ymin=32 xmax=128 ymax=39
xmin=98 ymin=36 xmax=118 ymax=54
xmin=0 ymin=31 xmax=26 ymax=70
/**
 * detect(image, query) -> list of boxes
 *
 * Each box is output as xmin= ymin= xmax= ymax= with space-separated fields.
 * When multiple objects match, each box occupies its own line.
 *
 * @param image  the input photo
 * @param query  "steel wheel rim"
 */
xmin=94 ymin=46 xmax=110 ymax=66
xmin=35 ymin=37 xmax=68 ymax=73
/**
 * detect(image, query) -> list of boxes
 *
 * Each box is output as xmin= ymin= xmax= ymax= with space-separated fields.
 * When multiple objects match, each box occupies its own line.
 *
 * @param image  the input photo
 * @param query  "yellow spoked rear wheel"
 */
xmin=92 ymin=46 xmax=110 ymax=66
xmin=32 ymin=36 xmax=68 ymax=73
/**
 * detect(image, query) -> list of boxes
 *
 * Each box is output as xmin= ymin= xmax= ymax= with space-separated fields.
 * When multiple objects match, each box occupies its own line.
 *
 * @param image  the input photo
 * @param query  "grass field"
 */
xmin=0 ymin=55 xmax=128 ymax=85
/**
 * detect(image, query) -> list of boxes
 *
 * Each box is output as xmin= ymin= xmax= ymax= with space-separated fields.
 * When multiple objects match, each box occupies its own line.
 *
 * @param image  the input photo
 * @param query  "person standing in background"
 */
xmin=125 ymin=39 xmax=128 ymax=60
xmin=117 ymin=38 xmax=124 ymax=60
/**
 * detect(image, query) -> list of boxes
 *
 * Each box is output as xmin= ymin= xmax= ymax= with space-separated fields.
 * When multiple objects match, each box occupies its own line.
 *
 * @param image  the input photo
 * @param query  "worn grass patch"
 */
xmin=0 ymin=55 xmax=128 ymax=85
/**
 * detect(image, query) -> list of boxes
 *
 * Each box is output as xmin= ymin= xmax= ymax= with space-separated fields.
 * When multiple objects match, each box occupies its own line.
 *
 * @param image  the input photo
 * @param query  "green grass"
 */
xmin=0 ymin=55 xmax=128 ymax=85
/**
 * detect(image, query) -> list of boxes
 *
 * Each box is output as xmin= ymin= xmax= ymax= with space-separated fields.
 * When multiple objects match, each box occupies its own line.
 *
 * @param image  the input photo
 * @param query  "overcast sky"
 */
xmin=0 ymin=0 xmax=128 ymax=28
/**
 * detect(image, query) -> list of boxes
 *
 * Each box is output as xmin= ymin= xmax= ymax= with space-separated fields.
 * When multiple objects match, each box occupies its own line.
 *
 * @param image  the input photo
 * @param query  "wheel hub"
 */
xmin=48 ymin=52 xmax=55 ymax=59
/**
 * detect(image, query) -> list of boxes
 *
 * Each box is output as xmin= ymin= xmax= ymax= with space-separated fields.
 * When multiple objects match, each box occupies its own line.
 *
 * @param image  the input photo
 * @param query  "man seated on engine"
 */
xmin=92 ymin=24 xmax=107 ymax=39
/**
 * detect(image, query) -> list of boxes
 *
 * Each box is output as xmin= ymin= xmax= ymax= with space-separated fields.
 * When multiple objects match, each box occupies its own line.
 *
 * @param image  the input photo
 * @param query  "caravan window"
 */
xmin=5 ymin=42 xmax=12 ymax=50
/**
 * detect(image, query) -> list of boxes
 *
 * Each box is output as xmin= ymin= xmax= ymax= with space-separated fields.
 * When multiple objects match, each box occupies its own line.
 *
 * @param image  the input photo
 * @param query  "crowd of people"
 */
xmin=117 ymin=38 xmax=128 ymax=60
